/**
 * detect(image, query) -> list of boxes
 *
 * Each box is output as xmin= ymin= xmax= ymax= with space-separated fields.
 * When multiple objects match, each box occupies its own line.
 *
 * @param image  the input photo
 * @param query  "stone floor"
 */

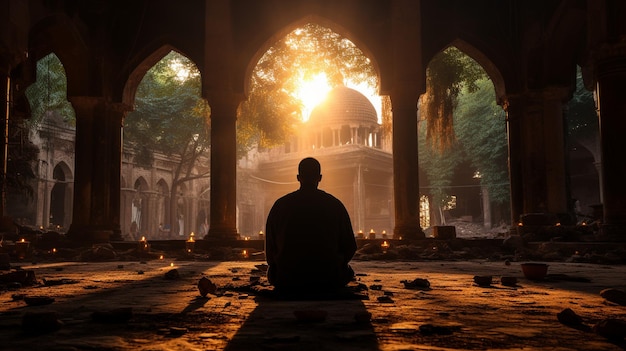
xmin=1 ymin=259 xmax=625 ymax=351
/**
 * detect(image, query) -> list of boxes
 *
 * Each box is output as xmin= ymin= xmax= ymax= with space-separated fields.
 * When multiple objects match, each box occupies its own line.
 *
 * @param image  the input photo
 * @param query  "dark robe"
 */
xmin=265 ymin=188 xmax=357 ymax=293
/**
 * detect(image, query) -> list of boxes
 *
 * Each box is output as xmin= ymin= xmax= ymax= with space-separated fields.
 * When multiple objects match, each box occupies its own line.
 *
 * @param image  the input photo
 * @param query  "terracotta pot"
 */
xmin=521 ymin=263 xmax=548 ymax=280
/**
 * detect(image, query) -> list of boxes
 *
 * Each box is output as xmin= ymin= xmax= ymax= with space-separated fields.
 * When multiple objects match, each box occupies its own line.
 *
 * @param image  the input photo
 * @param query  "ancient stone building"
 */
xmin=1 ymin=0 xmax=625 ymax=242
xmin=241 ymin=86 xmax=394 ymax=238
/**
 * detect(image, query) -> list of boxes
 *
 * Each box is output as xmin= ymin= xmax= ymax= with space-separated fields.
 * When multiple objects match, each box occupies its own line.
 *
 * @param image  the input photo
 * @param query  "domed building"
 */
xmin=238 ymin=86 xmax=394 ymax=238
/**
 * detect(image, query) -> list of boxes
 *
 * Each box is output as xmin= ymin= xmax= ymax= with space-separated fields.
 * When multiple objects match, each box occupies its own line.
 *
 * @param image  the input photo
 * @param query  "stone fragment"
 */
xmin=91 ymin=307 xmax=133 ymax=323
xmin=164 ymin=268 xmax=180 ymax=280
xmin=22 ymin=311 xmax=63 ymax=334
xmin=369 ymin=284 xmax=382 ymax=290
xmin=557 ymin=308 xmax=583 ymax=326
xmin=377 ymin=295 xmax=394 ymax=303
xmin=473 ymin=275 xmax=492 ymax=287
xmin=198 ymin=277 xmax=217 ymax=297
xmin=419 ymin=323 xmax=460 ymax=336
xmin=401 ymin=278 xmax=430 ymax=290
xmin=169 ymin=326 xmax=188 ymax=336
xmin=24 ymin=295 xmax=55 ymax=306
xmin=500 ymin=276 xmax=518 ymax=287
xmin=599 ymin=288 xmax=626 ymax=306
xmin=593 ymin=318 xmax=626 ymax=340
xmin=0 ymin=270 xmax=37 ymax=286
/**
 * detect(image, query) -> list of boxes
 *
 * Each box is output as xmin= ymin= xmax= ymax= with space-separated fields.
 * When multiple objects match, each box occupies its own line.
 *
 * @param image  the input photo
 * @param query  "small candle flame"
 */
xmin=369 ymin=229 xmax=375 ymax=234
xmin=159 ymin=255 xmax=164 ymax=260
xmin=140 ymin=236 xmax=146 ymax=242
xmin=170 ymin=262 xmax=174 ymax=267
xmin=381 ymin=240 xmax=390 ymax=249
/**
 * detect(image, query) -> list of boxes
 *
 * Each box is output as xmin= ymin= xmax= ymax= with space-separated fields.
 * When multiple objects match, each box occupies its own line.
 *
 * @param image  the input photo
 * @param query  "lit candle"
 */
xmin=242 ymin=249 xmax=249 ymax=259
xmin=186 ymin=233 xmax=195 ymax=253
xmin=381 ymin=240 xmax=390 ymax=252
xmin=159 ymin=255 xmax=164 ymax=260
xmin=556 ymin=222 xmax=561 ymax=226
xmin=357 ymin=230 xmax=364 ymax=239
xmin=15 ymin=239 xmax=30 ymax=259
xmin=381 ymin=230 xmax=388 ymax=239
xmin=138 ymin=236 xmax=150 ymax=253
xmin=368 ymin=229 xmax=376 ymax=240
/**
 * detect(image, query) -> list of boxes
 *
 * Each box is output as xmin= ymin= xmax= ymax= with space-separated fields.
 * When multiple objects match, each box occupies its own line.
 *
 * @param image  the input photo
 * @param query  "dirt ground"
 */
xmin=1 ymin=258 xmax=625 ymax=351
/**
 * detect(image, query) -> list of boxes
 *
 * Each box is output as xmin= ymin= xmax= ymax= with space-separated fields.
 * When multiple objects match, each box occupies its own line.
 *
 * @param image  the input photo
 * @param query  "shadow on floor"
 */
xmin=223 ymin=294 xmax=380 ymax=351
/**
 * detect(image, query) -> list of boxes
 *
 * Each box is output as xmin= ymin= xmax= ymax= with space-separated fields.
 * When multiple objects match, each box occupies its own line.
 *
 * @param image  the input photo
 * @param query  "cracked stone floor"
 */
xmin=1 ymin=259 xmax=625 ymax=350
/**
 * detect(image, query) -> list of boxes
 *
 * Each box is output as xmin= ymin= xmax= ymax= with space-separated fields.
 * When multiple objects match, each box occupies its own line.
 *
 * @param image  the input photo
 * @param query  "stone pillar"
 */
xmin=66 ymin=97 xmax=127 ymax=242
xmin=595 ymin=43 xmax=626 ymax=240
xmin=504 ymin=88 xmax=571 ymax=225
xmin=390 ymin=89 xmax=425 ymax=240
xmin=206 ymin=93 xmax=241 ymax=240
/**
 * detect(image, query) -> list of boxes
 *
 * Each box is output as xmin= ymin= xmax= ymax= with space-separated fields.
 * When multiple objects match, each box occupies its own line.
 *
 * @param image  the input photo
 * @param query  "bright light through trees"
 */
xmin=292 ymin=72 xmax=332 ymax=122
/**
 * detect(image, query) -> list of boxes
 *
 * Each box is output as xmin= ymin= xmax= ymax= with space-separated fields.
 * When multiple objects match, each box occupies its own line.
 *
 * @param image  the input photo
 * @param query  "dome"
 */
xmin=308 ymin=86 xmax=378 ymax=126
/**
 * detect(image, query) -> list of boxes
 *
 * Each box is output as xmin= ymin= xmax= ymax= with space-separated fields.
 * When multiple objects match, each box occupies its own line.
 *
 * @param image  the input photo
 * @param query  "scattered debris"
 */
xmin=593 ymin=318 xmax=626 ymax=340
xmin=42 ymin=278 xmax=79 ymax=286
xmin=557 ymin=308 xmax=583 ymax=327
xmin=23 ymin=295 xmax=55 ymax=306
xmin=599 ymin=288 xmax=626 ymax=306
xmin=377 ymin=295 xmax=394 ymax=303
xmin=473 ymin=275 xmax=493 ymax=287
xmin=500 ymin=276 xmax=518 ymax=287
xmin=0 ymin=269 xmax=37 ymax=286
xmin=198 ymin=276 xmax=217 ymax=297
xmin=401 ymin=278 xmax=431 ymax=290
xmin=419 ymin=323 xmax=461 ymax=336
xmin=164 ymin=268 xmax=180 ymax=280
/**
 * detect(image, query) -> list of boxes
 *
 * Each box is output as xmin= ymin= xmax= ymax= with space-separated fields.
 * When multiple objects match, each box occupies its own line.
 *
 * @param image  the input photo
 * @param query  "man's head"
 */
xmin=297 ymin=157 xmax=322 ymax=187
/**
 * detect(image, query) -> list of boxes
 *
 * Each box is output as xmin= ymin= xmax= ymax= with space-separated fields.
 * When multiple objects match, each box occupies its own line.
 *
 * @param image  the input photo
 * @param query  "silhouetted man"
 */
xmin=265 ymin=157 xmax=357 ymax=295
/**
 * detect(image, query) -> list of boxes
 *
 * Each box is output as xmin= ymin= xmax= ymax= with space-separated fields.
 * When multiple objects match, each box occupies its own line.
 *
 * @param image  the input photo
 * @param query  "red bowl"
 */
xmin=521 ymin=263 xmax=549 ymax=280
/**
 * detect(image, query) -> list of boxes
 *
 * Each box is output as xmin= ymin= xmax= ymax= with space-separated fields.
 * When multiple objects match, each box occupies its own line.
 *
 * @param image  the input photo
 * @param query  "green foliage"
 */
xmin=239 ymin=23 xmax=377 ymax=156
xmin=420 ymin=47 xmax=486 ymax=150
xmin=24 ymin=53 xmax=76 ymax=128
xmin=418 ymin=123 xmax=464 ymax=207
xmin=124 ymin=51 xmax=210 ymax=168
xmin=454 ymin=79 xmax=509 ymax=205
xmin=566 ymin=67 xmax=597 ymax=140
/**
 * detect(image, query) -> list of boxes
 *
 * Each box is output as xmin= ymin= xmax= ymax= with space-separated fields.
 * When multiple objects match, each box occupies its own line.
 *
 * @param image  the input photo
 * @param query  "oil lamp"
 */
xmin=381 ymin=240 xmax=390 ymax=253
xmin=15 ymin=238 xmax=30 ymax=259
xmin=368 ymin=229 xmax=376 ymax=240
xmin=186 ymin=232 xmax=195 ymax=253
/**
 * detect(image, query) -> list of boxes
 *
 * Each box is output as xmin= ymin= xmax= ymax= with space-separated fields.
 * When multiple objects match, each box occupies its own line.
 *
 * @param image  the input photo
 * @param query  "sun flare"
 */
xmin=293 ymin=72 xmax=332 ymax=121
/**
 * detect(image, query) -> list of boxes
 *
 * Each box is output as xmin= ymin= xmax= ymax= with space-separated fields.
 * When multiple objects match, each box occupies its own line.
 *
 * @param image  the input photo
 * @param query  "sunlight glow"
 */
xmin=293 ymin=72 xmax=332 ymax=121
xmin=169 ymin=58 xmax=192 ymax=82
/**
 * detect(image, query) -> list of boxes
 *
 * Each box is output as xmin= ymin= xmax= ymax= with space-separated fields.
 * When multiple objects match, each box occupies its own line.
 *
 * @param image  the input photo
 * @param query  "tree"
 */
xmin=24 ymin=53 xmax=75 ymax=128
xmin=239 ymin=23 xmax=378 ymax=156
xmin=420 ymin=47 xmax=486 ymax=150
xmin=455 ymin=78 xmax=510 ymax=224
xmin=124 ymin=51 xmax=210 ymax=235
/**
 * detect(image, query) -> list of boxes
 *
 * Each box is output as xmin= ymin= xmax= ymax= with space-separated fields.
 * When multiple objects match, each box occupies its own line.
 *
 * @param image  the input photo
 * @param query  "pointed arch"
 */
xmin=241 ymin=15 xmax=382 ymax=97
xmin=122 ymin=45 xmax=202 ymax=107
xmin=27 ymin=14 xmax=89 ymax=97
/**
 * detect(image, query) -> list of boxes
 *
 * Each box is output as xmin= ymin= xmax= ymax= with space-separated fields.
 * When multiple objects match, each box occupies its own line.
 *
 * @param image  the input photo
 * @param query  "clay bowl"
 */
xmin=521 ymin=263 xmax=549 ymax=280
